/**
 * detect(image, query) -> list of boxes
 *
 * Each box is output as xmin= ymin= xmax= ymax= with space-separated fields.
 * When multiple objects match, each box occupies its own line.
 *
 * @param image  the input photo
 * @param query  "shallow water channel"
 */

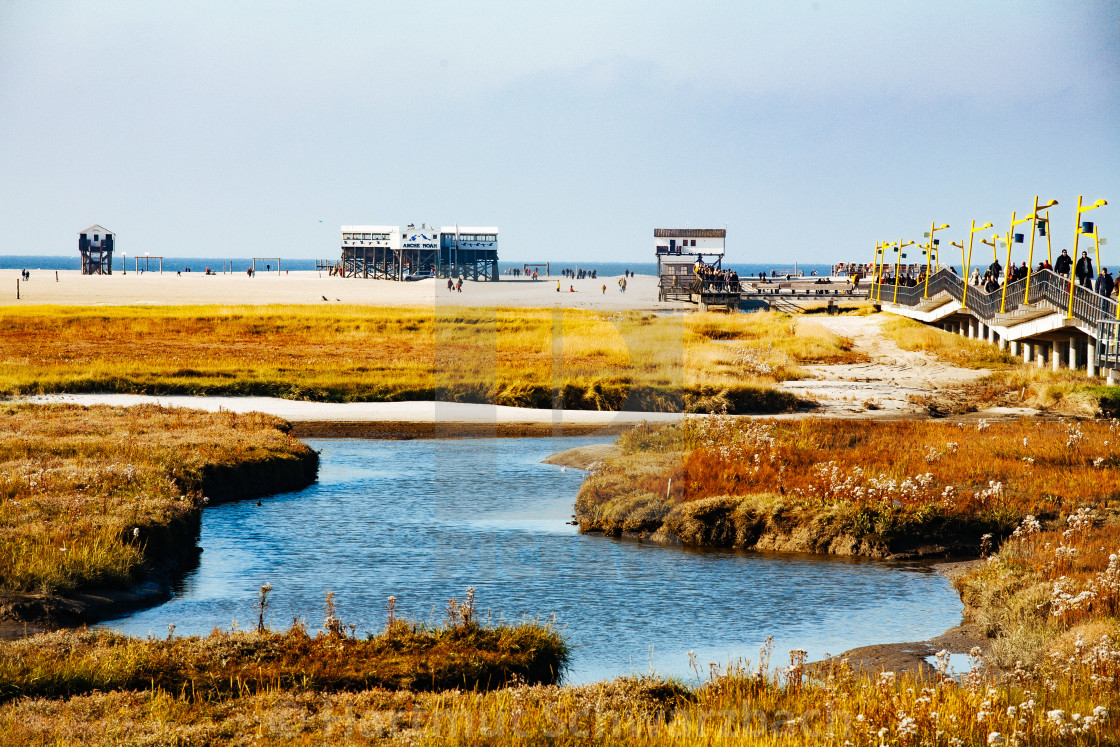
xmin=99 ymin=437 xmax=963 ymax=683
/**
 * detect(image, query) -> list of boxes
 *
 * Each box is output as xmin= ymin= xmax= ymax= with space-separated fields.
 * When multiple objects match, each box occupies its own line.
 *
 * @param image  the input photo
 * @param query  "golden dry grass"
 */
xmin=577 ymin=417 xmax=1120 ymax=553
xmin=959 ymin=515 xmax=1120 ymax=668
xmin=880 ymin=316 xmax=1019 ymax=369
xmin=2 ymin=415 xmax=1119 ymax=743
xmin=0 ymin=617 xmax=568 ymax=702
xmin=0 ymin=305 xmax=862 ymax=411
xmin=0 ymin=404 xmax=316 ymax=594
xmin=3 ymin=616 xmax=1117 ymax=745
xmin=880 ymin=315 xmax=1120 ymax=416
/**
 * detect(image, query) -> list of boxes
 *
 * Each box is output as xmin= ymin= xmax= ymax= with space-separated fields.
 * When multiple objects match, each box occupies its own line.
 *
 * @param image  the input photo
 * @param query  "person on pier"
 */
xmin=1076 ymin=251 xmax=1095 ymax=289
xmin=1054 ymin=249 xmax=1072 ymax=277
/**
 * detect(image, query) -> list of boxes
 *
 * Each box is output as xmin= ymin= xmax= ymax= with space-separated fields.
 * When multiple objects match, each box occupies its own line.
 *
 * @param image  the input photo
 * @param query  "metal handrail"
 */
xmin=888 ymin=268 xmax=1118 ymax=327
xmin=1098 ymin=321 xmax=1120 ymax=366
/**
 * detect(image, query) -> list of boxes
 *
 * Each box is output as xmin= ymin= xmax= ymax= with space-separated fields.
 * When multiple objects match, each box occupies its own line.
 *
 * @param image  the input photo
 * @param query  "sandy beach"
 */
xmin=3 ymin=269 xmax=681 ymax=310
xmin=25 ymin=394 xmax=685 ymax=437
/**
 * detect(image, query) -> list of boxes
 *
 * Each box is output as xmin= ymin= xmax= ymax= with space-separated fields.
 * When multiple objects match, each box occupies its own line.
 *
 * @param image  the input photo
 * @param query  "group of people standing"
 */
xmin=694 ymin=261 xmax=741 ymax=291
xmin=561 ymin=268 xmax=598 ymax=280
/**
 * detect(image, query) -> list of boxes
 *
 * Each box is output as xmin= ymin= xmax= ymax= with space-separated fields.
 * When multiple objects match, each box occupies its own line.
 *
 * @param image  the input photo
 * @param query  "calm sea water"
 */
xmin=1 ymin=255 xmax=838 ymax=278
xmin=97 ymin=437 xmax=962 ymax=683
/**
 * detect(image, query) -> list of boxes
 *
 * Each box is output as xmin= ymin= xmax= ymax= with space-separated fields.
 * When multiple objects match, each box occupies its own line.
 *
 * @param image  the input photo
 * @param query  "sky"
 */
xmin=1 ymin=0 xmax=1118 ymax=264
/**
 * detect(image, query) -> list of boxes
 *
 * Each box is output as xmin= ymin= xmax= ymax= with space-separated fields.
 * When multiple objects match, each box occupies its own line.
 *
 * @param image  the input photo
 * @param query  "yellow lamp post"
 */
xmin=962 ymin=221 xmax=994 ymax=307
xmin=870 ymin=241 xmax=883 ymax=297
xmin=923 ymin=223 xmax=949 ymax=298
xmin=1067 ymin=196 xmax=1108 ymax=319
xmin=1000 ymin=211 xmax=1035 ymax=314
xmin=981 ymin=234 xmax=999 ymax=266
xmin=1024 ymin=197 xmax=1058 ymax=304
xmin=876 ymin=241 xmax=897 ymax=303
xmin=893 ymin=239 xmax=916 ymax=304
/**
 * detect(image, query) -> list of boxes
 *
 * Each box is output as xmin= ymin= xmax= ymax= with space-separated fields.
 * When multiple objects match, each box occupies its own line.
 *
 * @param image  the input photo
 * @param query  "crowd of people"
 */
xmin=871 ymin=249 xmax=1115 ymax=299
xmin=694 ymin=261 xmax=740 ymax=291
xmin=505 ymin=266 xmax=633 ymax=280
xmin=961 ymin=249 xmax=1111 ymax=294
xmin=560 ymin=267 xmax=600 ymax=280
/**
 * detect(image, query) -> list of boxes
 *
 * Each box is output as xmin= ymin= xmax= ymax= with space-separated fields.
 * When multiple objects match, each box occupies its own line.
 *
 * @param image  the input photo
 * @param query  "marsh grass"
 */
xmin=959 ymin=513 xmax=1120 ymax=667
xmin=3 ymin=416 xmax=1120 ymax=744
xmin=578 ymin=417 xmax=1120 ymax=552
xmin=881 ymin=315 xmax=1120 ymax=416
xmin=0 ymin=305 xmax=860 ymax=412
xmin=3 ymin=629 xmax=1117 ymax=745
xmin=0 ymin=617 xmax=568 ymax=704
xmin=880 ymin=316 xmax=1019 ymax=369
xmin=0 ymin=404 xmax=316 ymax=594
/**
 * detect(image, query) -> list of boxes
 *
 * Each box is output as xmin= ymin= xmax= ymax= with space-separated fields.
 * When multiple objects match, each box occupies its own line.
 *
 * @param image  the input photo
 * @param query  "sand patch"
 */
xmin=780 ymin=315 xmax=996 ymax=416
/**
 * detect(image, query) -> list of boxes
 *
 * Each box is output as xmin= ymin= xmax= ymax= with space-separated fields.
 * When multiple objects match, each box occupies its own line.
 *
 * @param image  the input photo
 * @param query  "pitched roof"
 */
xmin=654 ymin=228 xmax=725 ymax=238
xmin=79 ymin=224 xmax=113 ymax=235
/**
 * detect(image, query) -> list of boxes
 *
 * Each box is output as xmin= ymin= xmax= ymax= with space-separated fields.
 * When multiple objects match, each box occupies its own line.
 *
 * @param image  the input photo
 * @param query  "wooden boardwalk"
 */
xmin=661 ymin=273 xmax=871 ymax=311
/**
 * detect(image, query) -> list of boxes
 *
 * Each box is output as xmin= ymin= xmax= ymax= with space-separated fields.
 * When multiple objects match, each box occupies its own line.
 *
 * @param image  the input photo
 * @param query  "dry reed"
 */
xmin=0 ymin=305 xmax=861 ymax=412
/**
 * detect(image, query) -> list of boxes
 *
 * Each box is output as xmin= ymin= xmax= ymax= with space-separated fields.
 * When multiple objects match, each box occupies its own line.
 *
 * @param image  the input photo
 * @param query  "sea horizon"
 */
xmin=2 ymin=254 xmax=847 ymax=277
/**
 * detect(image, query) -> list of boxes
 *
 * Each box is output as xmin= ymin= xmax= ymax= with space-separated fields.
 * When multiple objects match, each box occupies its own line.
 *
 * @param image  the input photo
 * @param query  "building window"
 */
xmin=691 ymin=240 xmax=697 ymax=246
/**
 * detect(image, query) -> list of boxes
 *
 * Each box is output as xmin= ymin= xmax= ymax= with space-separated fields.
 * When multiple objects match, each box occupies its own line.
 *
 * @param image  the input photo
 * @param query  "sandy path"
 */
xmin=780 ymin=315 xmax=990 ymax=416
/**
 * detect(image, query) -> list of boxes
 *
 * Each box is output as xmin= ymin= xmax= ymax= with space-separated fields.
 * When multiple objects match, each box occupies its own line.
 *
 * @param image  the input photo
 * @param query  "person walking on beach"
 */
xmin=447 ymin=278 xmax=454 ymax=291
xmin=556 ymin=280 xmax=561 ymax=292
xmin=618 ymin=277 xmax=627 ymax=293
xmin=602 ymin=283 xmax=606 ymax=294
xmin=456 ymin=278 xmax=463 ymax=293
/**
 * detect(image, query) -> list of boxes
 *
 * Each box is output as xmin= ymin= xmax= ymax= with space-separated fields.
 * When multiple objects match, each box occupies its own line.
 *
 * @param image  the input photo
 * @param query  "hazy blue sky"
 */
xmin=1 ymin=0 xmax=1117 ymax=263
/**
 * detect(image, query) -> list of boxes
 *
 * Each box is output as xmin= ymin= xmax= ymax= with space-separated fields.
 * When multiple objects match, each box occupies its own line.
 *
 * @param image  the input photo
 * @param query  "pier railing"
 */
xmin=886 ymin=268 xmax=1118 ymax=328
